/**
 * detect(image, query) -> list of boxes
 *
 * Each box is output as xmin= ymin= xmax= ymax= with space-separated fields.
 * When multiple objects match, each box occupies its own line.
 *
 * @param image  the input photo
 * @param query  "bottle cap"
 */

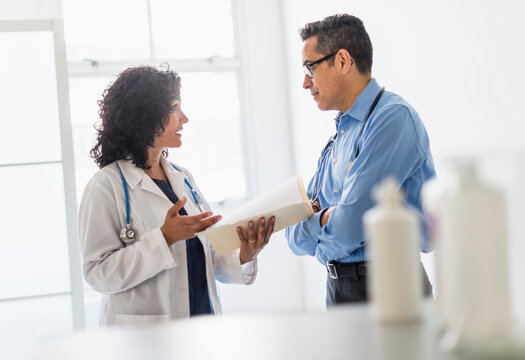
xmin=373 ymin=177 xmax=402 ymax=208
xmin=455 ymin=159 xmax=478 ymax=183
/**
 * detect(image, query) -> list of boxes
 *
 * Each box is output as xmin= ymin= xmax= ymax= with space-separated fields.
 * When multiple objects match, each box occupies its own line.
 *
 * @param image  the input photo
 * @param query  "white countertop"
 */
xmin=33 ymin=301 xmax=522 ymax=360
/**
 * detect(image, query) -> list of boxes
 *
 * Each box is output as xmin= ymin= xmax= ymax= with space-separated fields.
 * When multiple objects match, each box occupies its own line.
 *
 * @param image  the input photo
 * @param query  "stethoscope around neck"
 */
xmin=116 ymin=161 xmax=204 ymax=245
xmin=310 ymin=87 xmax=385 ymax=205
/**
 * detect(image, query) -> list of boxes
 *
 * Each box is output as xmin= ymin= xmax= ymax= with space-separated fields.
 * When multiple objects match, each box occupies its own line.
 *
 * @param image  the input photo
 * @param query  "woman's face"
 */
xmin=153 ymin=100 xmax=188 ymax=149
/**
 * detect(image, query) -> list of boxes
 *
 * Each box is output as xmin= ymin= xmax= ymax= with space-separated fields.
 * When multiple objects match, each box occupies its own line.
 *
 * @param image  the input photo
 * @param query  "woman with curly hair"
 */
xmin=79 ymin=65 xmax=275 ymax=326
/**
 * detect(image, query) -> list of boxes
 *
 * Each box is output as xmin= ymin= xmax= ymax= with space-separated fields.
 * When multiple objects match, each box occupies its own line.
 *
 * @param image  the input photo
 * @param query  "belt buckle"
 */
xmin=327 ymin=261 xmax=338 ymax=280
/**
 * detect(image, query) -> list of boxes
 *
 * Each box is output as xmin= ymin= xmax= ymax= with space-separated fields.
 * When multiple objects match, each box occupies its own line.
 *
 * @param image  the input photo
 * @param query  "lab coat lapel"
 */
xmin=118 ymin=159 xmax=170 ymax=202
xmin=161 ymin=158 xmax=201 ymax=215
xmin=140 ymin=174 xmax=169 ymax=200
xmin=116 ymin=160 xmax=170 ymax=239
xmin=161 ymin=159 xmax=186 ymax=203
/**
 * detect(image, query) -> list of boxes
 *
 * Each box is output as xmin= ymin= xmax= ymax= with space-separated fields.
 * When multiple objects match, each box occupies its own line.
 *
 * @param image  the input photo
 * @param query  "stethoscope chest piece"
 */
xmin=116 ymin=161 xmax=203 ymax=246
xmin=120 ymin=223 xmax=136 ymax=245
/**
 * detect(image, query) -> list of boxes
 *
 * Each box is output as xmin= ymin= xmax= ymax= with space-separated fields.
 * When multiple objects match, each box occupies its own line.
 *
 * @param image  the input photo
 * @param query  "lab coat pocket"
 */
xmin=114 ymin=313 xmax=169 ymax=326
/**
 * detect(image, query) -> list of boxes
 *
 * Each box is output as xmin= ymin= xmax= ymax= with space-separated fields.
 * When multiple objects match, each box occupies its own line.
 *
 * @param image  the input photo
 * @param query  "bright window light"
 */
xmin=0 ymin=31 xmax=61 ymax=164
xmin=62 ymin=0 xmax=150 ymax=61
xmin=150 ymin=0 xmax=235 ymax=59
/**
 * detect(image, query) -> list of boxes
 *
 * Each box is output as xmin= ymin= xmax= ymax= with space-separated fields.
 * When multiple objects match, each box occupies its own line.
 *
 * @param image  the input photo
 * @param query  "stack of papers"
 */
xmin=200 ymin=176 xmax=314 ymax=255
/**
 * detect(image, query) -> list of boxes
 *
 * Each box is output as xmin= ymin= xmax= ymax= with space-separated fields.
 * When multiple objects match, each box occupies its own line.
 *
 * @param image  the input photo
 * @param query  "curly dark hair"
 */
xmin=299 ymin=14 xmax=373 ymax=75
xmin=90 ymin=65 xmax=181 ymax=169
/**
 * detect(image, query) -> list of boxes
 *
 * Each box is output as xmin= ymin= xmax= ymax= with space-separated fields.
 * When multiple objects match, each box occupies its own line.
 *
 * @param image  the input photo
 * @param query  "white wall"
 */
xmin=215 ymin=0 xmax=305 ymax=314
xmin=281 ymin=0 xmax=525 ymax=319
xmin=0 ymin=0 xmax=60 ymax=20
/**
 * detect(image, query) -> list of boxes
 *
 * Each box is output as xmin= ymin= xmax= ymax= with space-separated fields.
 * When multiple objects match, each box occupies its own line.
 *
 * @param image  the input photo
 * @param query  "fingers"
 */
xmin=238 ymin=217 xmax=276 ymax=249
xmin=256 ymin=218 xmax=267 ymax=247
xmin=320 ymin=205 xmax=336 ymax=226
xmin=194 ymin=215 xmax=222 ymax=233
xmin=264 ymin=216 xmax=275 ymax=245
xmin=237 ymin=226 xmax=248 ymax=244
xmin=247 ymin=220 xmax=257 ymax=245
xmin=254 ymin=217 xmax=275 ymax=247
xmin=177 ymin=211 xmax=216 ymax=228
xmin=193 ymin=211 xmax=215 ymax=222
xmin=310 ymin=200 xmax=321 ymax=213
xmin=237 ymin=217 xmax=274 ymax=264
xmin=167 ymin=197 xmax=187 ymax=217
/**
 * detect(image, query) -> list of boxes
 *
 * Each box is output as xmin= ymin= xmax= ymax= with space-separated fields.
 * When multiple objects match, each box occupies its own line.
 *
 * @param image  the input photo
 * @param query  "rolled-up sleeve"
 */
xmin=286 ymin=211 xmax=323 ymax=256
xmin=288 ymin=103 xmax=434 ymax=265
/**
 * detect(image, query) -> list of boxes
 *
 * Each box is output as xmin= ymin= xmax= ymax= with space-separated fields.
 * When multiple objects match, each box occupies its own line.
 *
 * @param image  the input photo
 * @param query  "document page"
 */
xmin=200 ymin=176 xmax=314 ymax=255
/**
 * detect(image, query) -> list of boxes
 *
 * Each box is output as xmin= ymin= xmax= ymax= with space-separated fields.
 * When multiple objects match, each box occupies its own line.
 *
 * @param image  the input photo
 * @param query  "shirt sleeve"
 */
xmin=285 ymin=211 xmax=323 ymax=256
xmin=211 ymin=247 xmax=258 ymax=285
xmin=316 ymin=105 xmax=430 ymax=262
xmin=285 ymin=153 xmax=329 ymax=257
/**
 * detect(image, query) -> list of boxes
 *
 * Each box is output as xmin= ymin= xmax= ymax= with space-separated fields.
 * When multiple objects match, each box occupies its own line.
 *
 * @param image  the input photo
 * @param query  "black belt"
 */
xmin=326 ymin=261 xmax=367 ymax=280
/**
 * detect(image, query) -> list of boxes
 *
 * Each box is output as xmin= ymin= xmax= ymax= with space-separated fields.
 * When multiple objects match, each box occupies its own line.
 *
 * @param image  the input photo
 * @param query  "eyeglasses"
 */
xmin=303 ymin=50 xmax=339 ymax=79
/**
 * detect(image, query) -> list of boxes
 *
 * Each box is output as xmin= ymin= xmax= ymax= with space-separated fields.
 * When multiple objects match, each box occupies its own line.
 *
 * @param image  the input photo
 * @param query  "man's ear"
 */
xmin=338 ymin=49 xmax=353 ymax=74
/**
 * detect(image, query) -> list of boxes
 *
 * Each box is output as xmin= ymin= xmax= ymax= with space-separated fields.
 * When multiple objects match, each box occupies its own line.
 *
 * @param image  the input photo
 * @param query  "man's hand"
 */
xmin=311 ymin=200 xmax=321 ymax=213
xmin=321 ymin=206 xmax=336 ymax=226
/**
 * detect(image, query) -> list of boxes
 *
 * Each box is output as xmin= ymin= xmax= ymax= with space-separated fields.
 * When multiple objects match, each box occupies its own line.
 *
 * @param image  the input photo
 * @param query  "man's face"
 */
xmin=302 ymin=36 xmax=343 ymax=111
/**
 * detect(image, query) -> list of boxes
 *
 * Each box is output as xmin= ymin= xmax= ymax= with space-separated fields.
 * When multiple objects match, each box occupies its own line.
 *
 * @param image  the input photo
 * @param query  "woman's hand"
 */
xmin=237 ymin=216 xmax=275 ymax=265
xmin=161 ymin=197 xmax=222 ymax=246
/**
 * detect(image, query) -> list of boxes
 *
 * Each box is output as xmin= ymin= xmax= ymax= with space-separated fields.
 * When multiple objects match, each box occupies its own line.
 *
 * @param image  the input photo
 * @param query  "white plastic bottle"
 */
xmin=423 ymin=160 xmax=513 ymax=352
xmin=364 ymin=178 xmax=423 ymax=324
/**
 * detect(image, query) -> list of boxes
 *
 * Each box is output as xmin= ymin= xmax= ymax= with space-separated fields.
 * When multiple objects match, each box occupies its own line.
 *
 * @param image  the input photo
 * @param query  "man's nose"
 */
xmin=303 ymin=74 xmax=312 ymax=89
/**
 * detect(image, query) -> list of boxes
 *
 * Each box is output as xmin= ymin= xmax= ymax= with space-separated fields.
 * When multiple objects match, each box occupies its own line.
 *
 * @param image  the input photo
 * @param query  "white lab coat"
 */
xmin=78 ymin=157 xmax=257 ymax=326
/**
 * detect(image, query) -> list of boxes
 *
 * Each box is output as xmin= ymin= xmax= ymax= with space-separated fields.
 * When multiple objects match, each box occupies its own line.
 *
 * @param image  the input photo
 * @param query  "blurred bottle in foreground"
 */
xmin=364 ymin=178 xmax=423 ymax=324
xmin=423 ymin=160 xmax=524 ymax=358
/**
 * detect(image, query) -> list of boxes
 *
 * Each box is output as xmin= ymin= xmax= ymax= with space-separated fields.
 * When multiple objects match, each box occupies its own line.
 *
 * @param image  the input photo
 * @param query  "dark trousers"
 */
xmin=326 ymin=261 xmax=433 ymax=307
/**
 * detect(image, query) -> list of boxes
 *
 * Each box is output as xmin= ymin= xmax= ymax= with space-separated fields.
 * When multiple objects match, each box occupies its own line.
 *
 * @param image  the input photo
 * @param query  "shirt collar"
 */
xmin=339 ymin=78 xmax=382 ymax=123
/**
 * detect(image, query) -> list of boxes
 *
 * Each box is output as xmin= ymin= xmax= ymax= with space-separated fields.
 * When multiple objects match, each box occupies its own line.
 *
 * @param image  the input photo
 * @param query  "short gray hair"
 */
xmin=299 ymin=14 xmax=373 ymax=74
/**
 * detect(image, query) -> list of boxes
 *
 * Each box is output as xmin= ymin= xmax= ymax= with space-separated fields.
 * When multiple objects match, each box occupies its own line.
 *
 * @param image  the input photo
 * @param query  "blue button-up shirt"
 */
xmin=286 ymin=78 xmax=436 ymax=264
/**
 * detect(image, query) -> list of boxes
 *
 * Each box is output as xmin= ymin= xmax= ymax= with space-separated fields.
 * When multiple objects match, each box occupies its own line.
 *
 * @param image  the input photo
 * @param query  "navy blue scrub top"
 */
xmin=152 ymin=179 xmax=212 ymax=316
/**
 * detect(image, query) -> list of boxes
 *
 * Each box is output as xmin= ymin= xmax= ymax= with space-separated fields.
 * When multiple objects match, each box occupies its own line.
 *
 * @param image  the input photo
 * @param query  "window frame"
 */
xmin=0 ymin=18 xmax=85 ymax=329
xmin=64 ymin=0 xmax=256 ymax=327
xmin=66 ymin=0 xmax=256 ymax=205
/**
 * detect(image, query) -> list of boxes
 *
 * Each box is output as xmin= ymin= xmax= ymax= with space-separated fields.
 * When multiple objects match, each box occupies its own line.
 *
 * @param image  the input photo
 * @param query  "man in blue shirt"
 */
xmin=286 ymin=14 xmax=435 ymax=305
